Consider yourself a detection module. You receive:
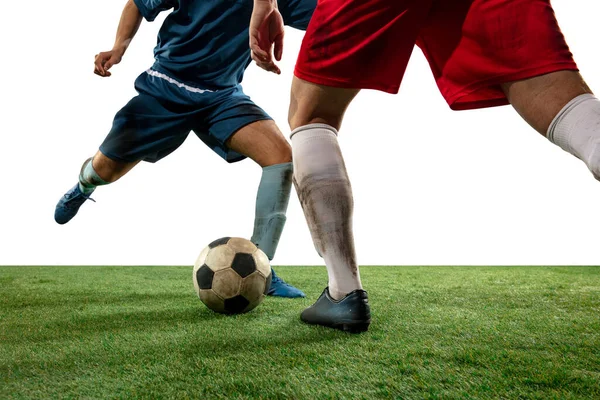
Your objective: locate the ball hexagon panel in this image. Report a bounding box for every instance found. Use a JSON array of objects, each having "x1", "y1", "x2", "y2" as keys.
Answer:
[
  {"x1": 224, "y1": 295, "x2": 250, "y2": 314},
  {"x1": 194, "y1": 245, "x2": 210, "y2": 269},
  {"x1": 205, "y1": 245, "x2": 236, "y2": 272},
  {"x1": 208, "y1": 237, "x2": 231, "y2": 248},
  {"x1": 252, "y1": 248, "x2": 271, "y2": 278},
  {"x1": 230, "y1": 253, "x2": 256, "y2": 278},
  {"x1": 241, "y1": 271, "x2": 267, "y2": 305},
  {"x1": 227, "y1": 237, "x2": 257, "y2": 254},
  {"x1": 199, "y1": 289, "x2": 225, "y2": 313},
  {"x1": 195, "y1": 264, "x2": 214, "y2": 290},
  {"x1": 212, "y1": 269, "x2": 242, "y2": 299}
]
